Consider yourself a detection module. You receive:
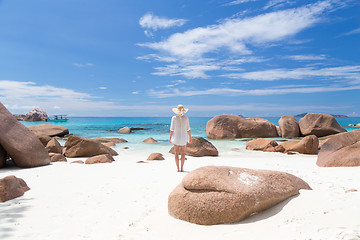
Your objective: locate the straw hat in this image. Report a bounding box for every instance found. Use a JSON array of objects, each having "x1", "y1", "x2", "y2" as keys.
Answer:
[{"x1": 172, "y1": 104, "x2": 188, "y2": 116}]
